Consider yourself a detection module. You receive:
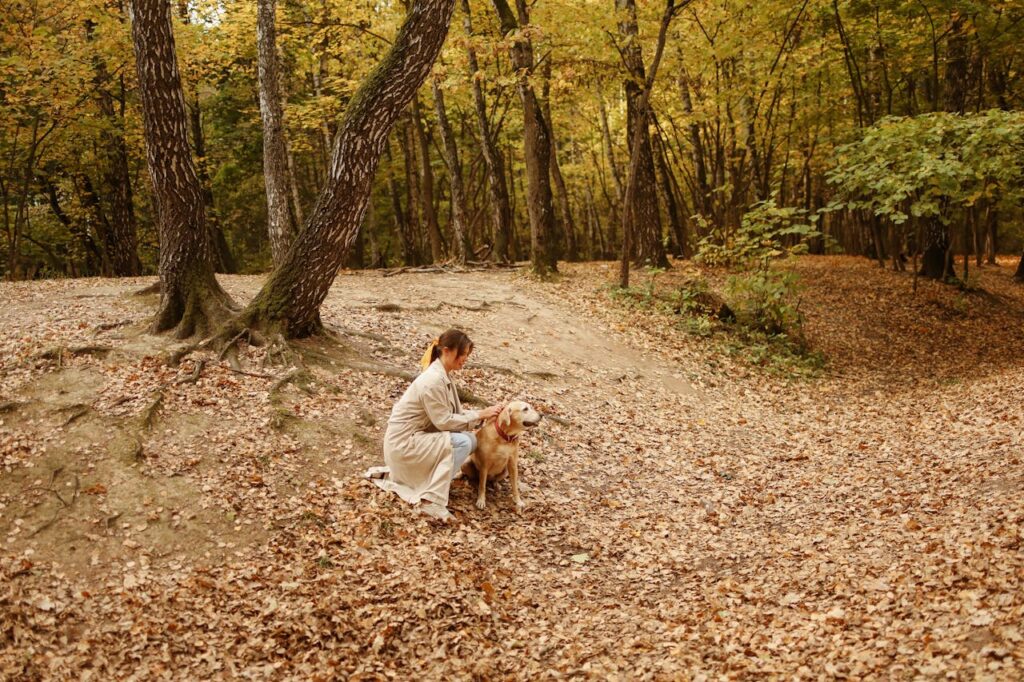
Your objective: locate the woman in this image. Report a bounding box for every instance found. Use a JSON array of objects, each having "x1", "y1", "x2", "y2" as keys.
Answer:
[{"x1": 372, "y1": 329, "x2": 502, "y2": 521}]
